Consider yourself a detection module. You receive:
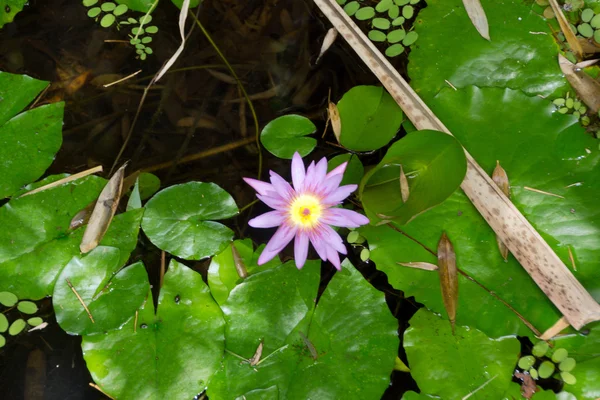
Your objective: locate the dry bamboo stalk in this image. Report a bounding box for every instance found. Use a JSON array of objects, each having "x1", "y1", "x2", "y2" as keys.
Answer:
[{"x1": 313, "y1": 0, "x2": 600, "y2": 329}]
